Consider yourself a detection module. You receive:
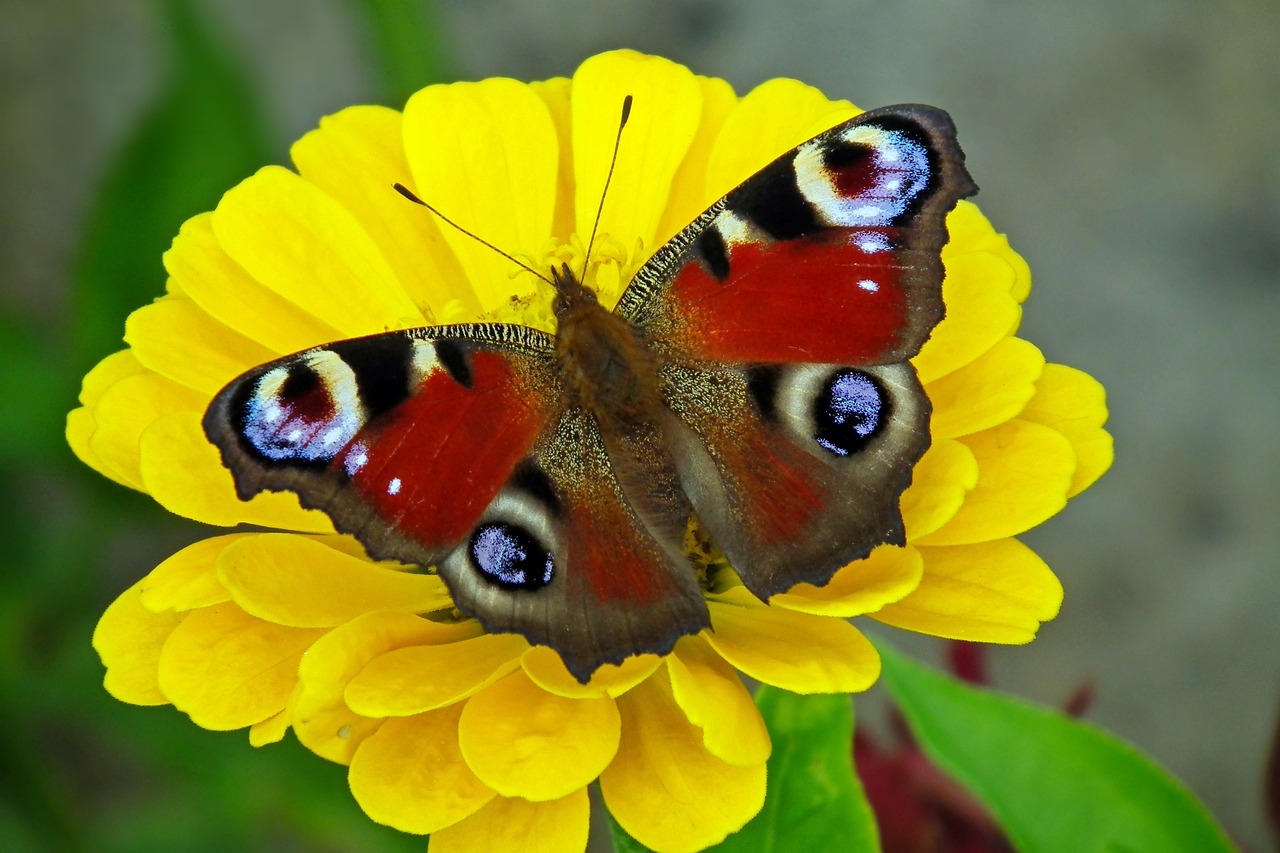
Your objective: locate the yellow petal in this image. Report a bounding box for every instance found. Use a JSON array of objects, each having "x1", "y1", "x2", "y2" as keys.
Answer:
[
  {"x1": 600, "y1": 674, "x2": 765, "y2": 853},
  {"x1": 529, "y1": 77, "x2": 574, "y2": 242},
  {"x1": 92, "y1": 578, "x2": 184, "y2": 706},
  {"x1": 291, "y1": 105, "x2": 472, "y2": 321},
  {"x1": 294, "y1": 610, "x2": 463, "y2": 764},
  {"x1": 86, "y1": 371, "x2": 205, "y2": 490},
  {"x1": 67, "y1": 406, "x2": 133, "y2": 488},
  {"x1": 520, "y1": 645, "x2": 662, "y2": 699},
  {"x1": 69, "y1": 352, "x2": 152, "y2": 488},
  {"x1": 704, "y1": 77, "x2": 847, "y2": 200},
  {"x1": 125, "y1": 296, "x2": 276, "y2": 395},
  {"x1": 771, "y1": 544, "x2": 923, "y2": 618},
  {"x1": 871, "y1": 539, "x2": 1063, "y2": 643},
  {"x1": 76, "y1": 349, "x2": 148, "y2": 407},
  {"x1": 164, "y1": 212, "x2": 344, "y2": 354},
  {"x1": 667, "y1": 635, "x2": 770, "y2": 767},
  {"x1": 913, "y1": 251, "x2": 1022, "y2": 384},
  {"x1": 157, "y1": 603, "x2": 325, "y2": 730},
  {"x1": 249, "y1": 682, "x2": 300, "y2": 746},
  {"x1": 457, "y1": 669, "x2": 620, "y2": 801},
  {"x1": 1019, "y1": 363, "x2": 1113, "y2": 497},
  {"x1": 138, "y1": 411, "x2": 334, "y2": 531},
  {"x1": 652, "y1": 74, "x2": 738, "y2": 245},
  {"x1": 345, "y1": 632, "x2": 526, "y2": 717},
  {"x1": 900, "y1": 438, "x2": 978, "y2": 540},
  {"x1": 573, "y1": 51, "x2": 702, "y2": 265},
  {"x1": 348, "y1": 705, "x2": 495, "y2": 835},
  {"x1": 138, "y1": 535, "x2": 241, "y2": 612},
  {"x1": 217, "y1": 533, "x2": 450, "y2": 627},
  {"x1": 918, "y1": 419, "x2": 1076, "y2": 546},
  {"x1": 927, "y1": 337, "x2": 1045, "y2": 439},
  {"x1": 212, "y1": 166, "x2": 426, "y2": 336},
  {"x1": 429, "y1": 788, "x2": 590, "y2": 853},
  {"x1": 944, "y1": 204, "x2": 1033, "y2": 304},
  {"x1": 403, "y1": 78, "x2": 557, "y2": 315},
  {"x1": 703, "y1": 586, "x2": 880, "y2": 693}
]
